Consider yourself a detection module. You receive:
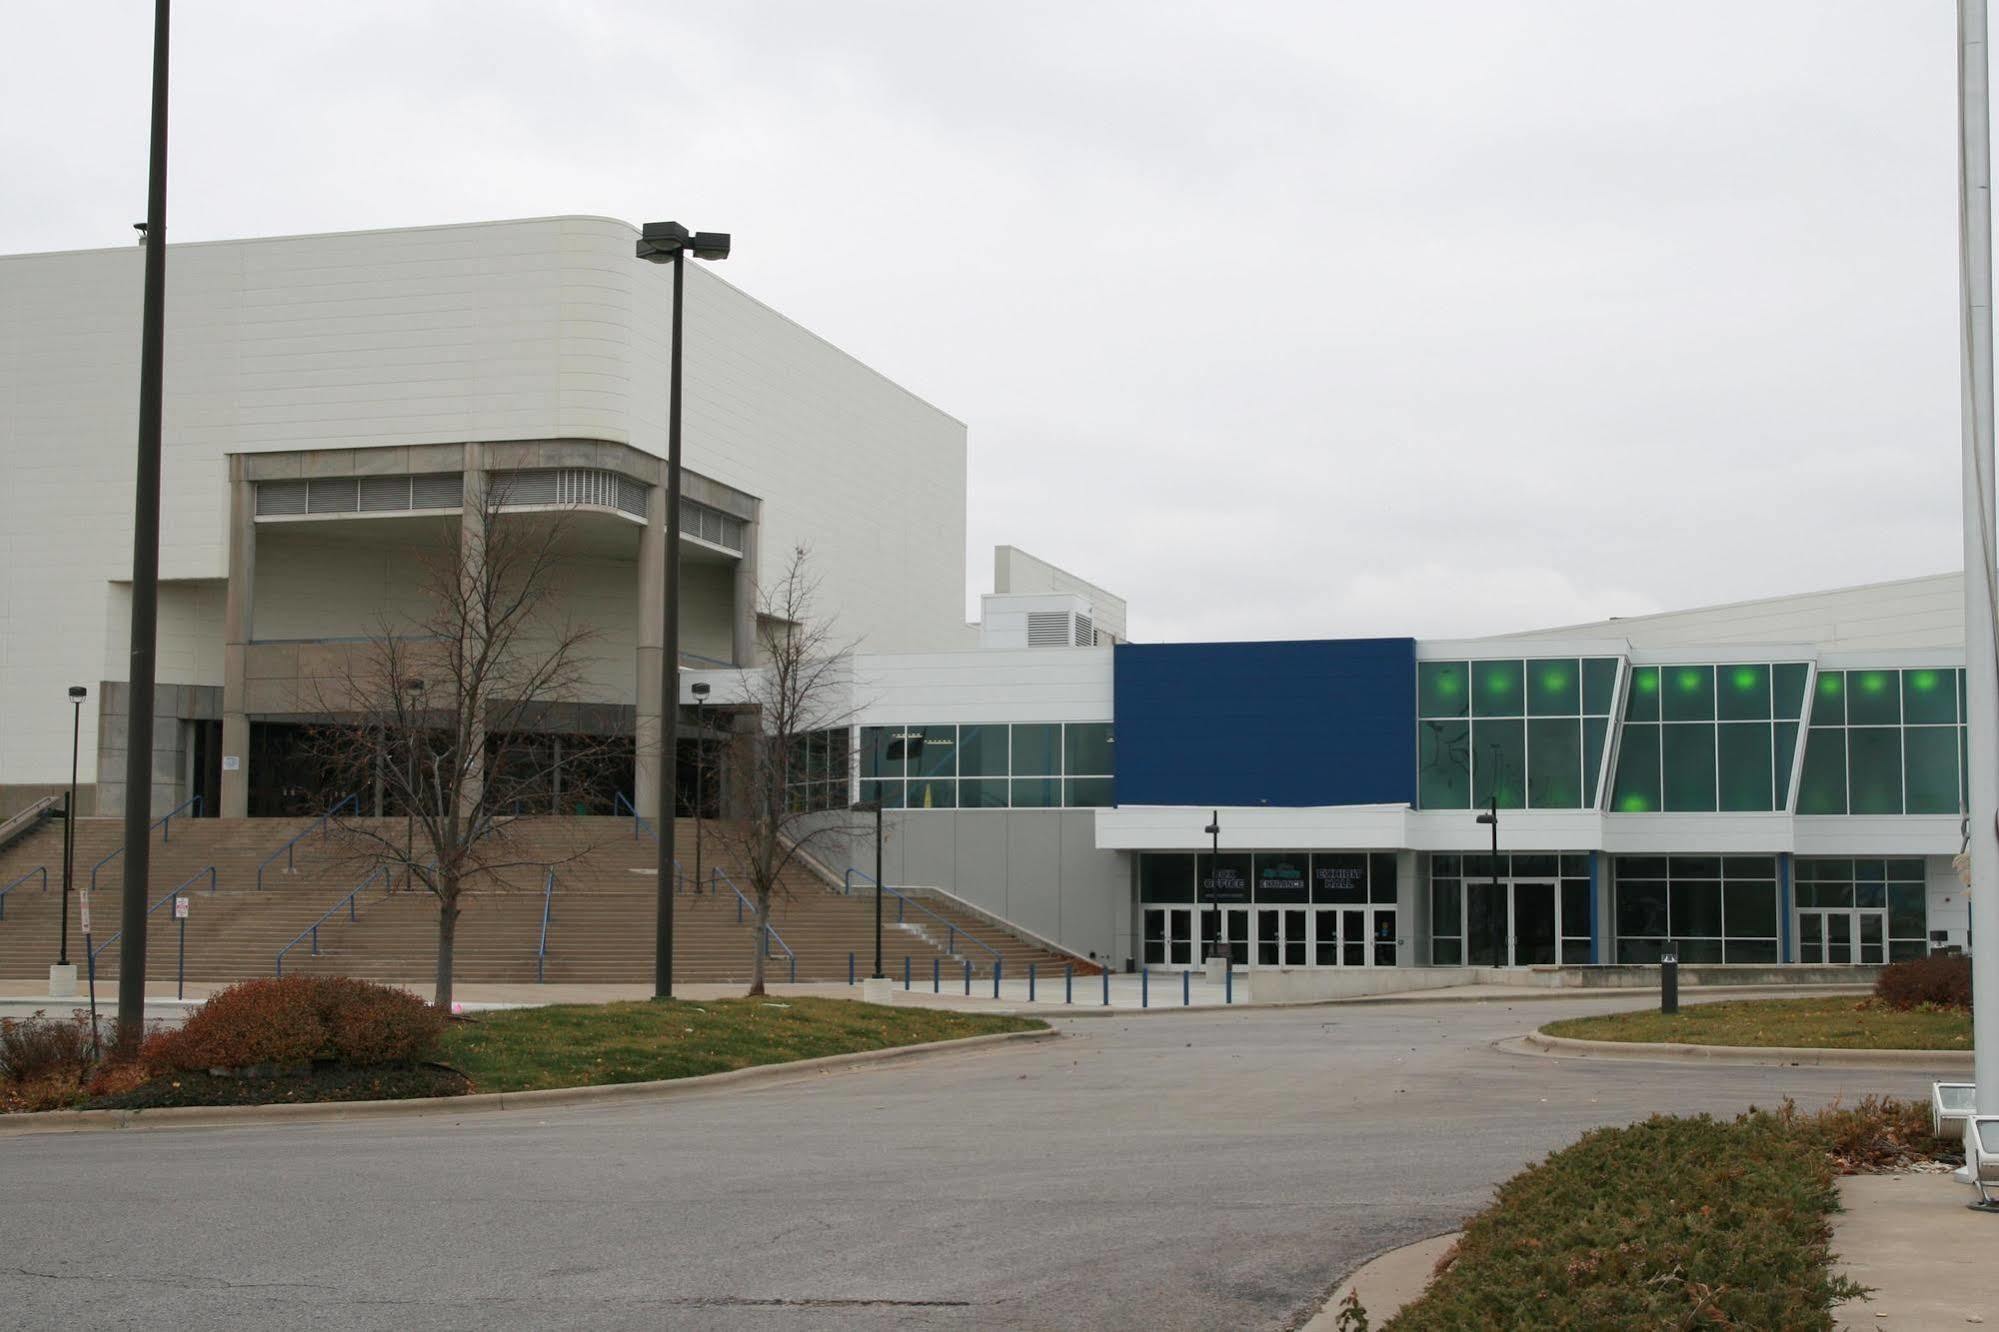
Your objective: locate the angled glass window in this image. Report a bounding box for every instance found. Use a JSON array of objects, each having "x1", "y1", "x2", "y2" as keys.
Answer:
[
  {"x1": 1661, "y1": 665, "x2": 1715, "y2": 722},
  {"x1": 1905, "y1": 727, "x2": 1960, "y2": 815},
  {"x1": 1471, "y1": 718, "x2": 1526, "y2": 809},
  {"x1": 1582, "y1": 658, "x2": 1620, "y2": 716},
  {"x1": 1661, "y1": 724, "x2": 1717, "y2": 811},
  {"x1": 1527, "y1": 718, "x2": 1581, "y2": 809},
  {"x1": 1717, "y1": 723, "x2": 1774, "y2": 812},
  {"x1": 1848, "y1": 727, "x2": 1903, "y2": 814},
  {"x1": 1847, "y1": 670, "x2": 1900, "y2": 726},
  {"x1": 1716, "y1": 664, "x2": 1770, "y2": 721},
  {"x1": 1797, "y1": 729, "x2": 1847, "y2": 815},
  {"x1": 1774, "y1": 721, "x2": 1801, "y2": 806},
  {"x1": 1902, "y1": 668, "x2": 1956, "y2": 725},
  {"x1": 1626, "y1": 666, "x2": 1660, "y2": 722},
  {"x1": 1772, "y1": 663, "x2": 1809, "y2": 721},
  {"x1": 1811, "y1": 671, "x2": 1845, "y2": 726},
  {"x1": 1612, "y1": 723, "x2": 1661, "y2": 813},
  {"x1": 1583, "y1": 716, "x2": 1610, "y2": 807}
]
